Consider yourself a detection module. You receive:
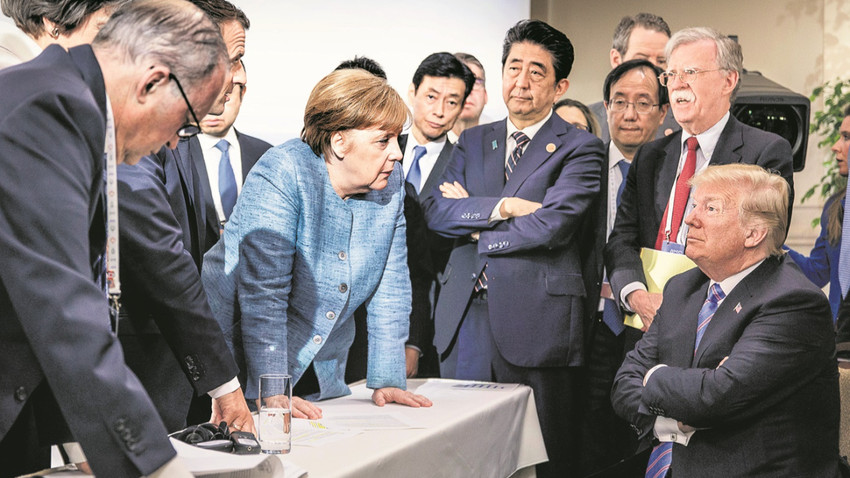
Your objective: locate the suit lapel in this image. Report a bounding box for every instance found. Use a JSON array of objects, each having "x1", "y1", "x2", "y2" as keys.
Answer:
[
  {"x1": 501, "y1": 116, "x2": 567, "y2": 197},
  {"x1": 420, "y1": 141, "x2": 453, "y2": 202},
  {"x1": 483, "y1": 121, "x2": 507, "y2": 195},
  {"x1": 710, "y1": 116, "x2": 743, "y2": 166},
  {"x1": 190, "y1": 138, "x2": 220, "y2": 241},
  {"x1": 669, "y1": 277, "x2": 709, "y2": 366},
  {"x1": 236, "y1": 130, "x2": 251, "y2": 181}
]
